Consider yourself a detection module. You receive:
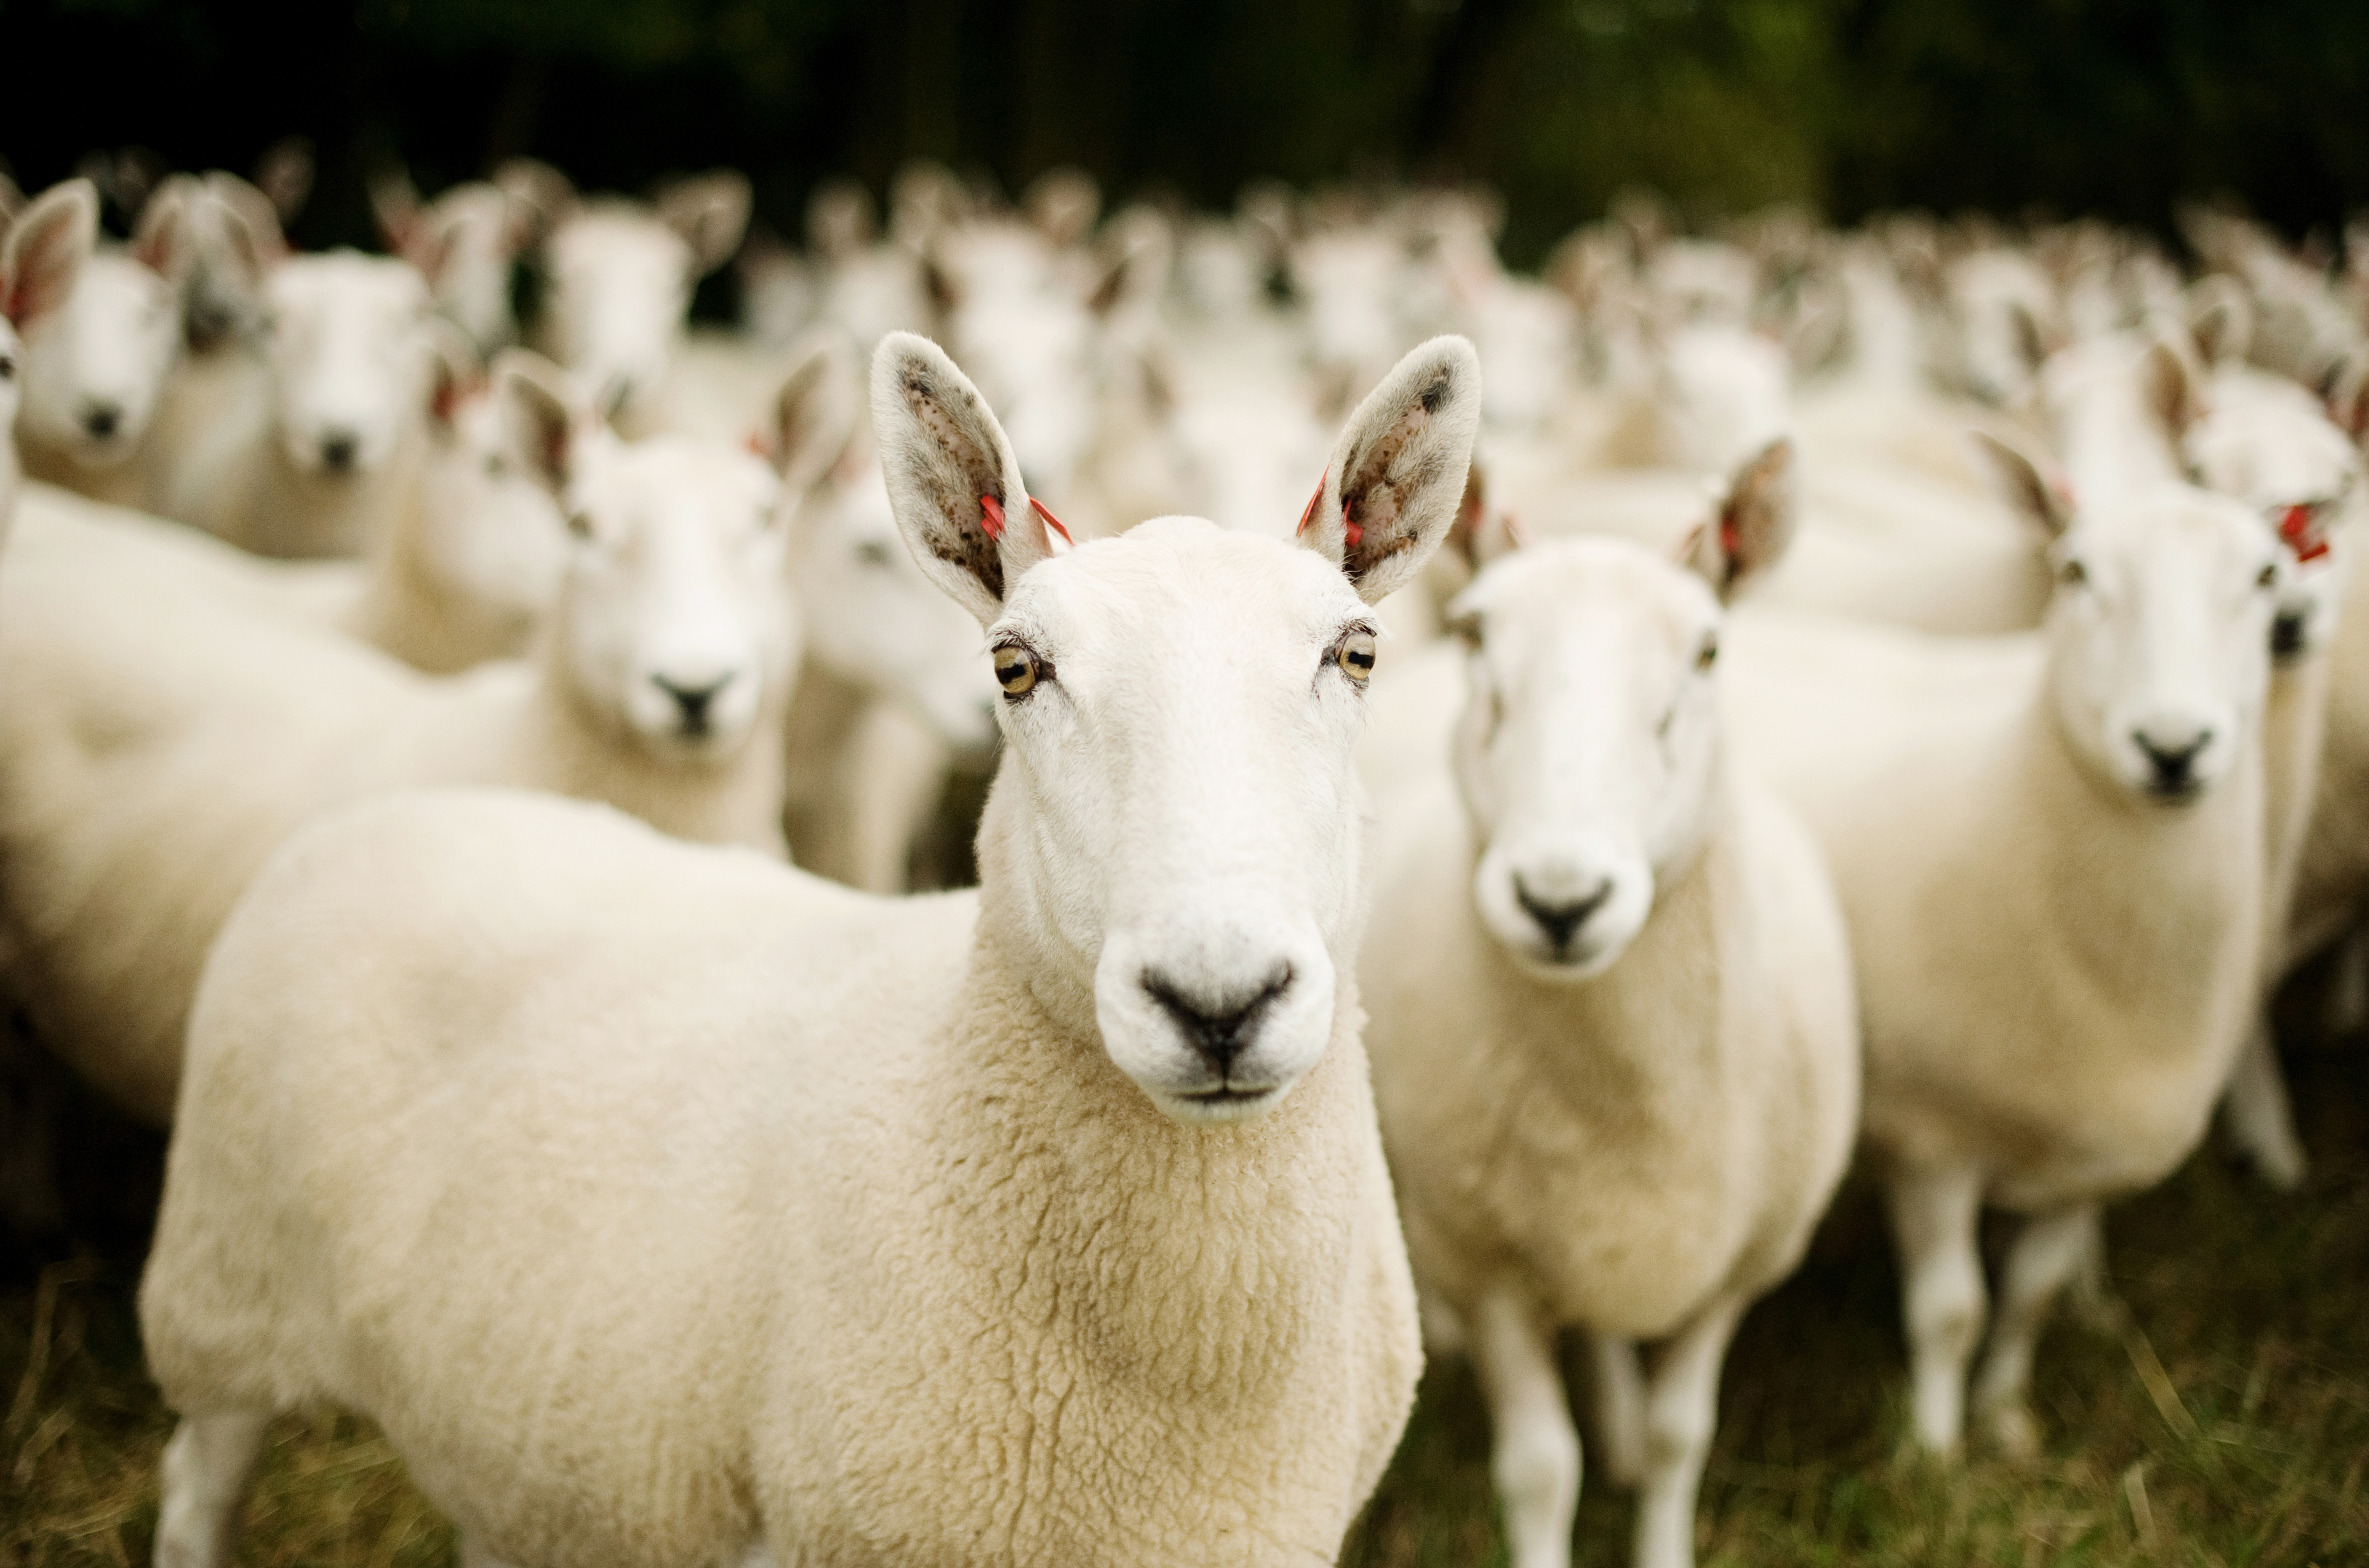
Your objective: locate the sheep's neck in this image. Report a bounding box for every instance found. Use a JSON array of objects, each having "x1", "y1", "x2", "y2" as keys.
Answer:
[
  {"x1": 778, "y1": 656, "x2": 871, "y2": 809},
  {"x1": 2260, "y1": 649, "x2": 2333, "y2": 975}
]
